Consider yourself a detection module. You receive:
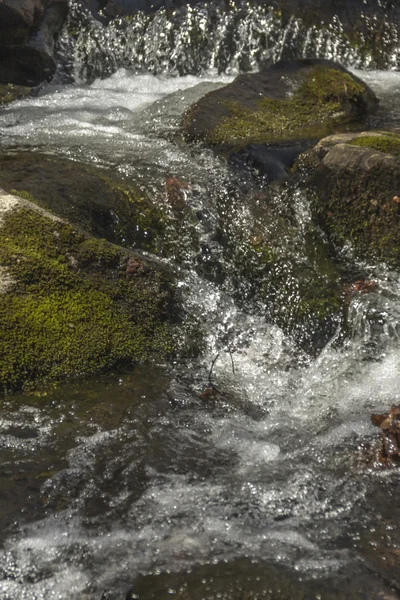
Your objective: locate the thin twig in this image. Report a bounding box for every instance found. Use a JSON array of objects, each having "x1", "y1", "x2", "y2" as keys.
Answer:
[
  {"x1": 228, "y1": 348, "x2": 235, "y2": 375},
  {"x1": 208, "y1": 352, "x2": 220, "y2": 387}
]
